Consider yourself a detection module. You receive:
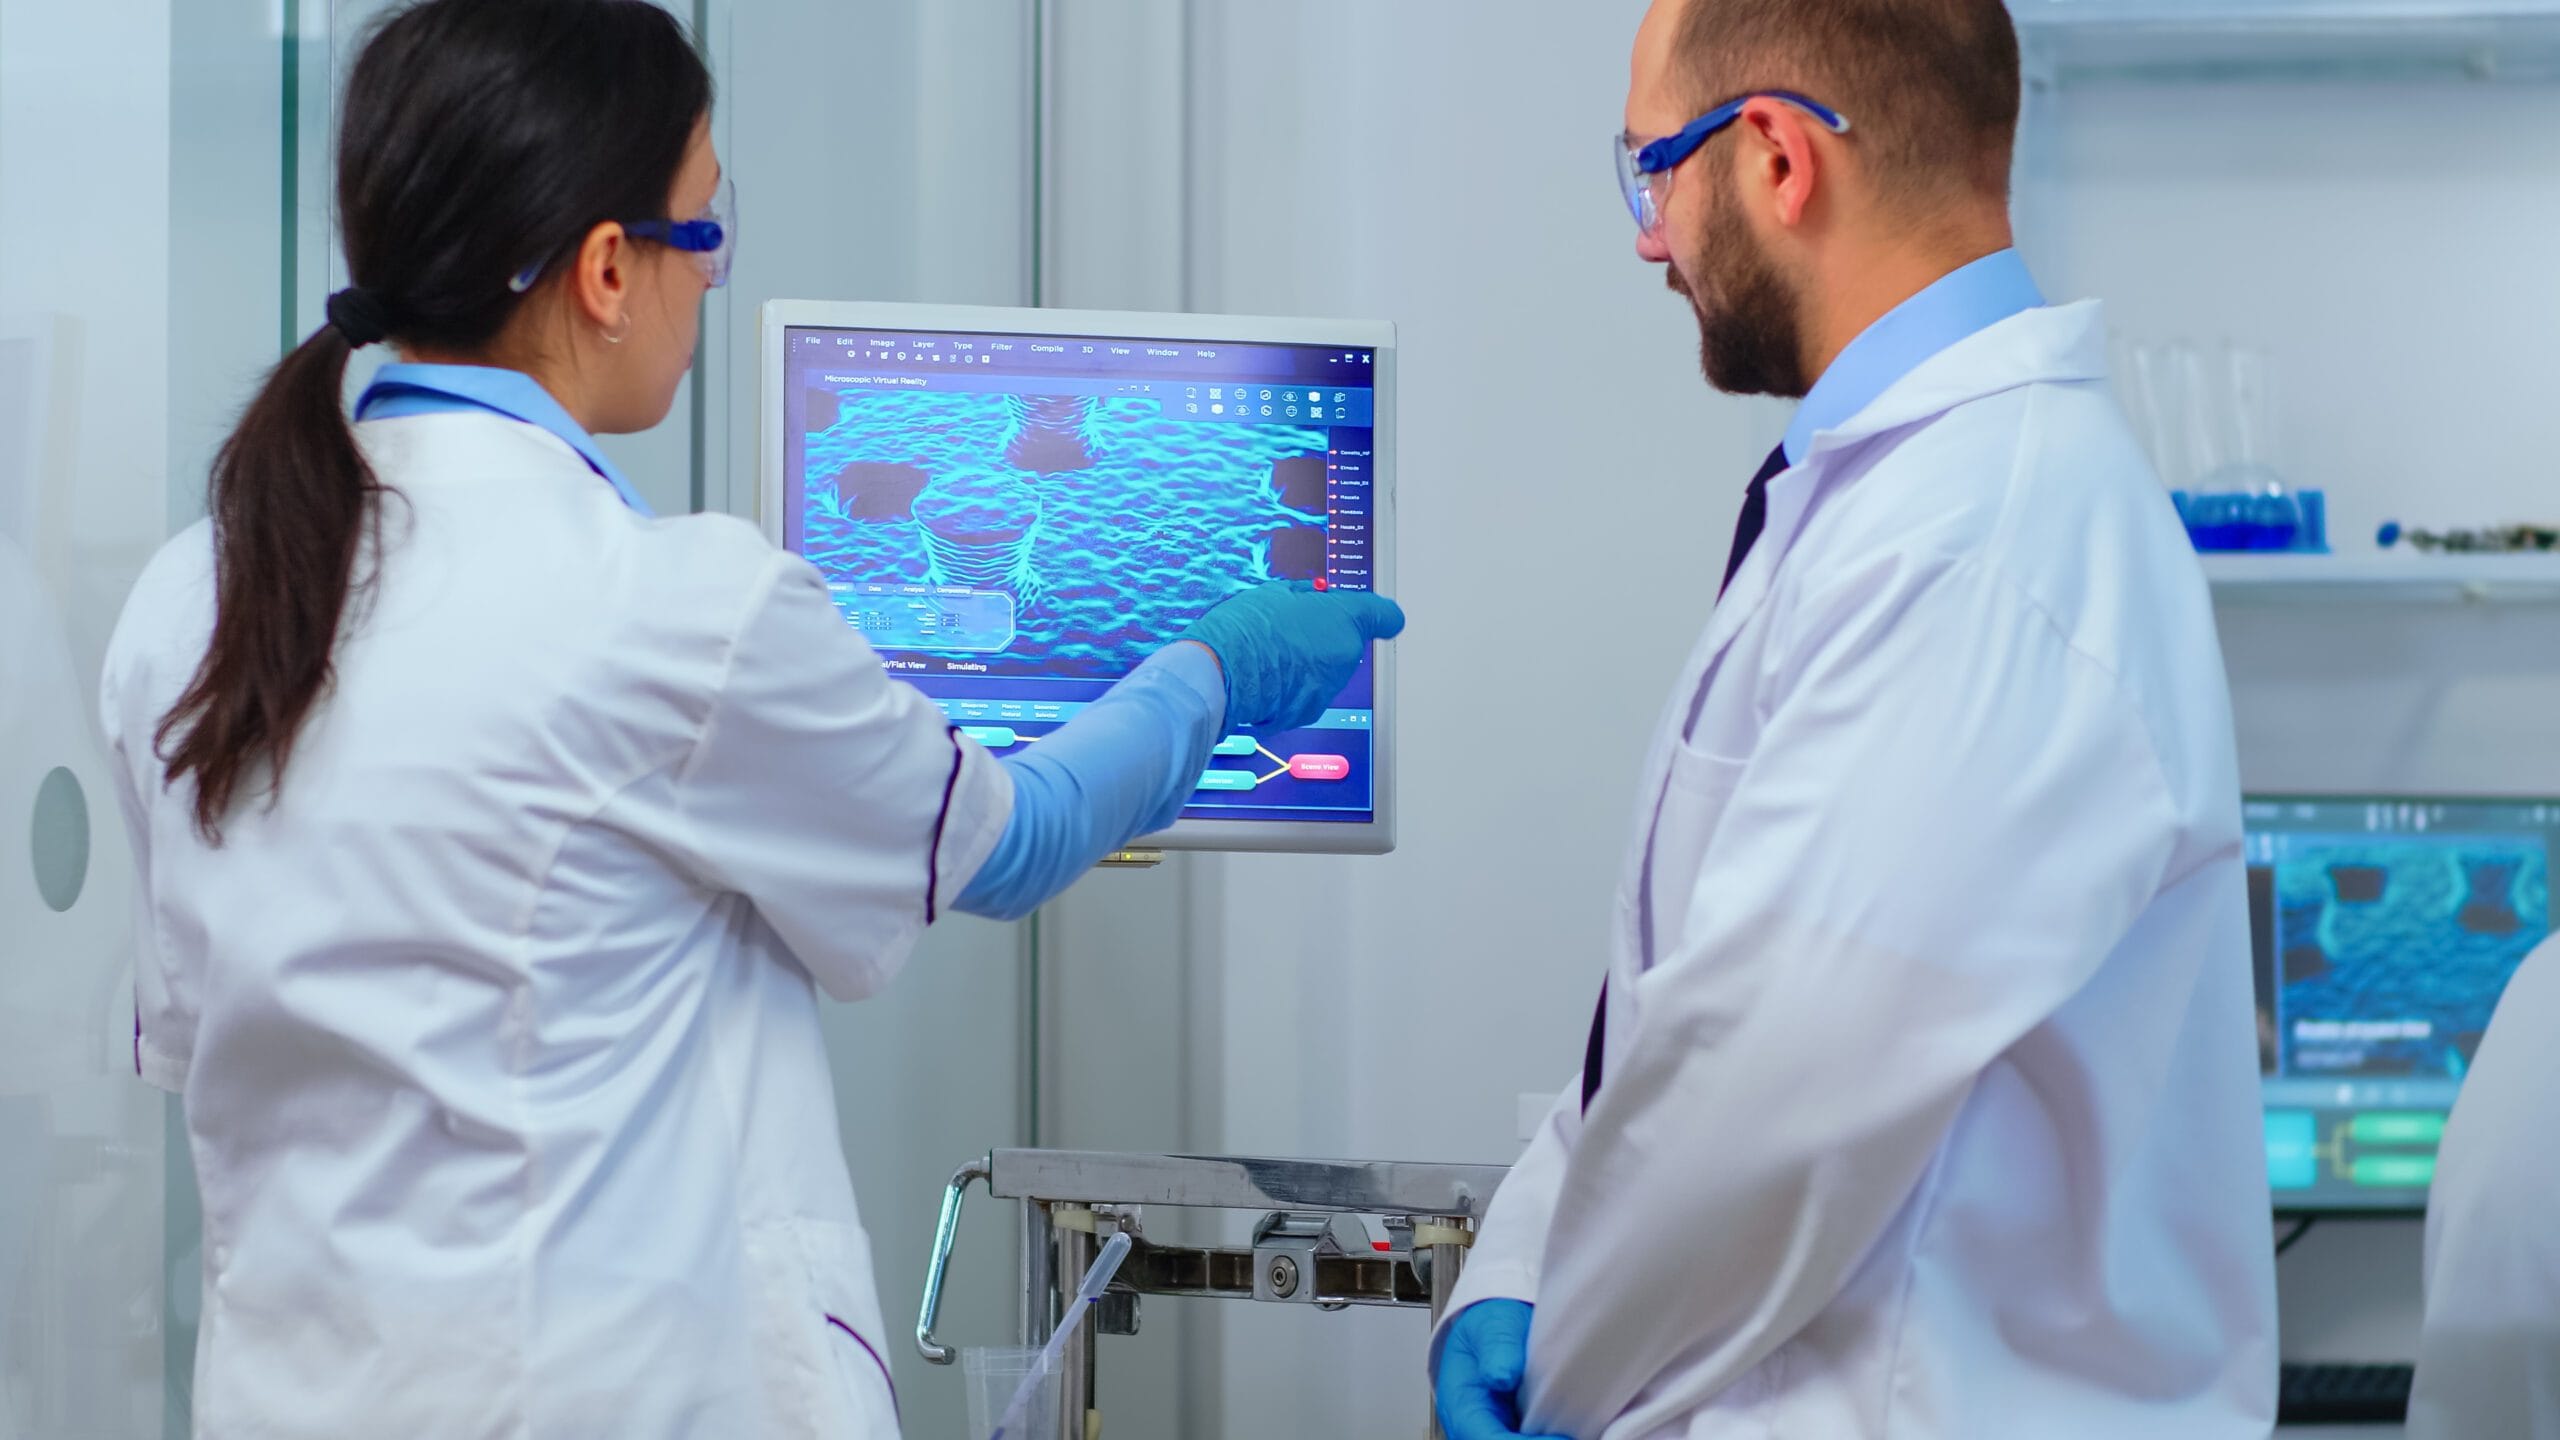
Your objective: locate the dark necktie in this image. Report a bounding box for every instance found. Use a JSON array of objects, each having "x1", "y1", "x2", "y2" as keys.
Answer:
[
  {"x1": 1720, "y1": 442, "x2": 1789, "y2": 597},
  {"x1": 1584, "y1": 443, "x2": 1791, "y2": 1113}
]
